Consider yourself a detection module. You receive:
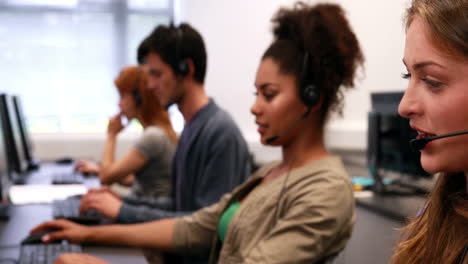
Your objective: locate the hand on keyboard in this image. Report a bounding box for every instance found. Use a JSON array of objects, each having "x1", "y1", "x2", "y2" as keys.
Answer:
[
  {"x1": 54, "y1": 253, "x2": 110, "y2": 264},
  {"x1": 30, "y1": 219, "x2": 90, "y2": 244},
  {"x1": 80, "y1": 190, "x2": 122, "y2": 220},
  {"x1": 75, "y1": 160, "x2": 100, "y2": 175},
  {"x1": 22, "y1": 230, "x2": 60, "y2": 244}
]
